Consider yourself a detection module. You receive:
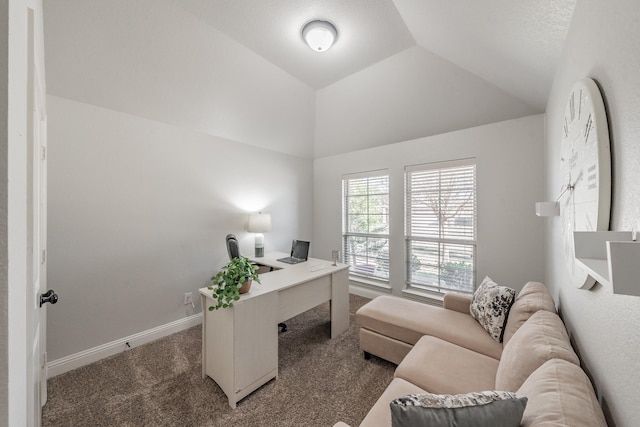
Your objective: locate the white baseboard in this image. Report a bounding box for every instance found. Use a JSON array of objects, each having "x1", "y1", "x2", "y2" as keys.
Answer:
[
  {"x1": 349, "y1": 283, "x2": 445, "y2": 307},
  {"x1": 348, "y1": 283, "x2": 390, "y2": 300},
  {"x1": 47, "y1": 313, "x2": 202, "y2": 378}
]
